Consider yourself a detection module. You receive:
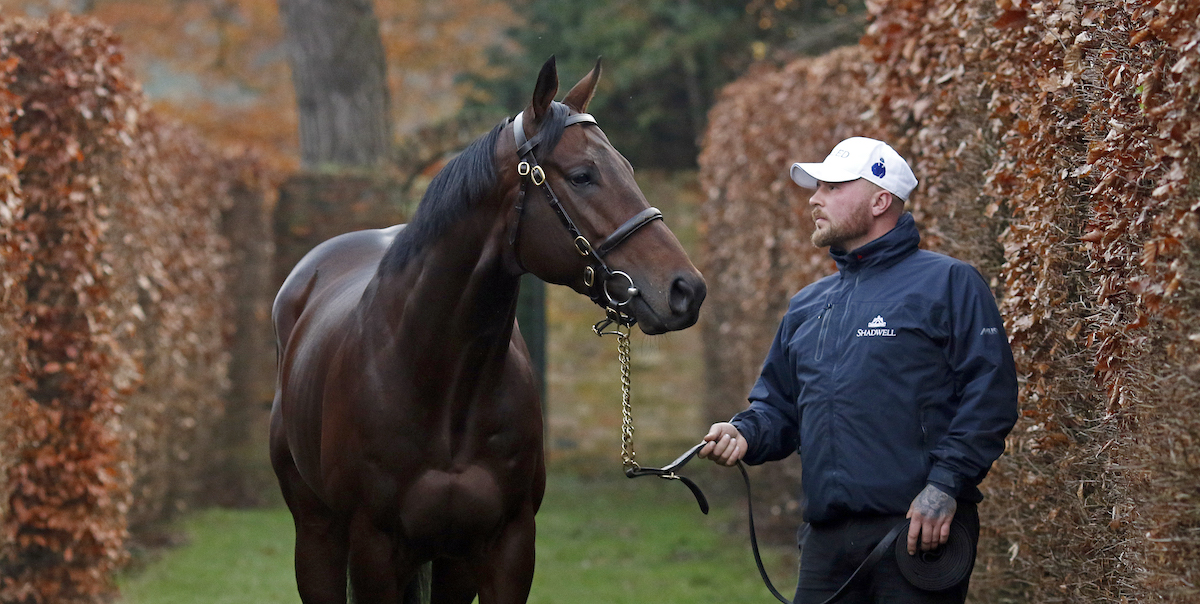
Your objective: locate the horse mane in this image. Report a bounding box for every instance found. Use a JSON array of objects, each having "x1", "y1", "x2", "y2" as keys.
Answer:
[{"x1": 380, "y1": 102, "x2": 573, "y2": 271}]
